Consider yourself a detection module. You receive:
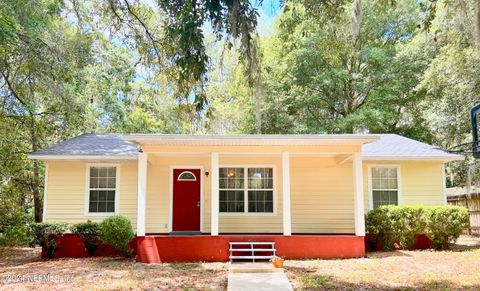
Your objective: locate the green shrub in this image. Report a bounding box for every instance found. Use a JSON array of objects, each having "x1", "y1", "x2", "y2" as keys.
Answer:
[
  {"x1": 426, "y1": 206, "x2": 470, "y2": 249},
  {"x1": 0, "y1": 209, "x2": 33, "y2": 247},
  {"x1": 366, "y1": 205, "x2": 469, "y2": 251},
  {"x1": 30, "y1": 222, "x2": 67, "y2": 258},
  {"x1": 0, "y1": 225, "x2": 30, "y2": 246},
  {"x1": 70, "y1": 220, "x2": 101, "y2": 256},
  {"x1": 365, "y1": 206, "x2": 397, "y2": 250},
  {"x1": 99, "y1": 216, "x2": 134, "y2": 257},
  {"x1": 395, "y1": 206, "x2": 428, "y2": 249}
]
